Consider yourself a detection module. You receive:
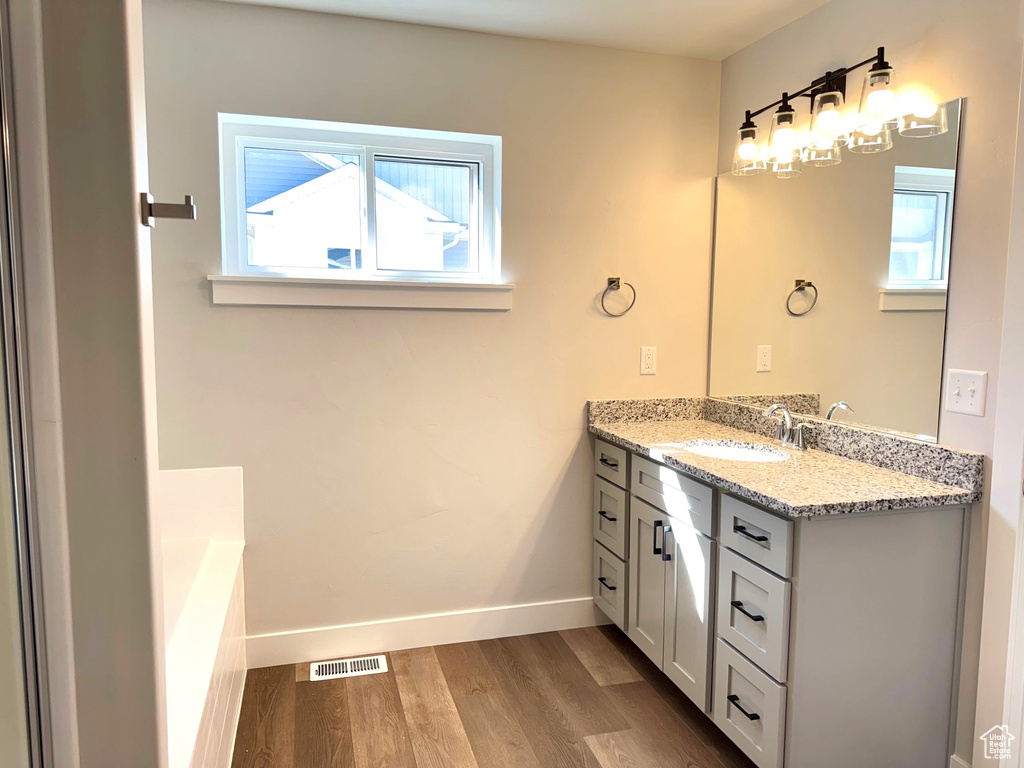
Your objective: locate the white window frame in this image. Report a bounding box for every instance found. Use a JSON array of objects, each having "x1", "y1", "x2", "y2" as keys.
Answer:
[
  {"x1": 216, "y1": 114, "x2": 505, "y2": 298},
  {"x1": 886, "y1": 165, "x2": 956, "y2": 291}
]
